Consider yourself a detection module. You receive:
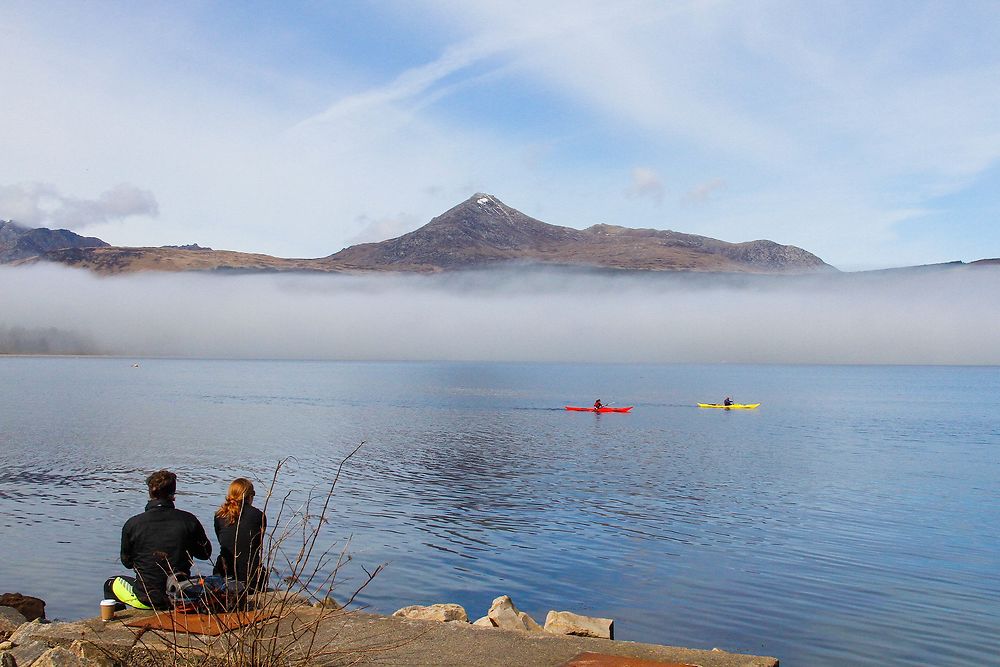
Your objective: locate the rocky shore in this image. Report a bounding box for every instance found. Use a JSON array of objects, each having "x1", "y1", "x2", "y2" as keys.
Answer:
[{"x1": 0, "y1": 592, "x2": 778, "y2": 666}]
